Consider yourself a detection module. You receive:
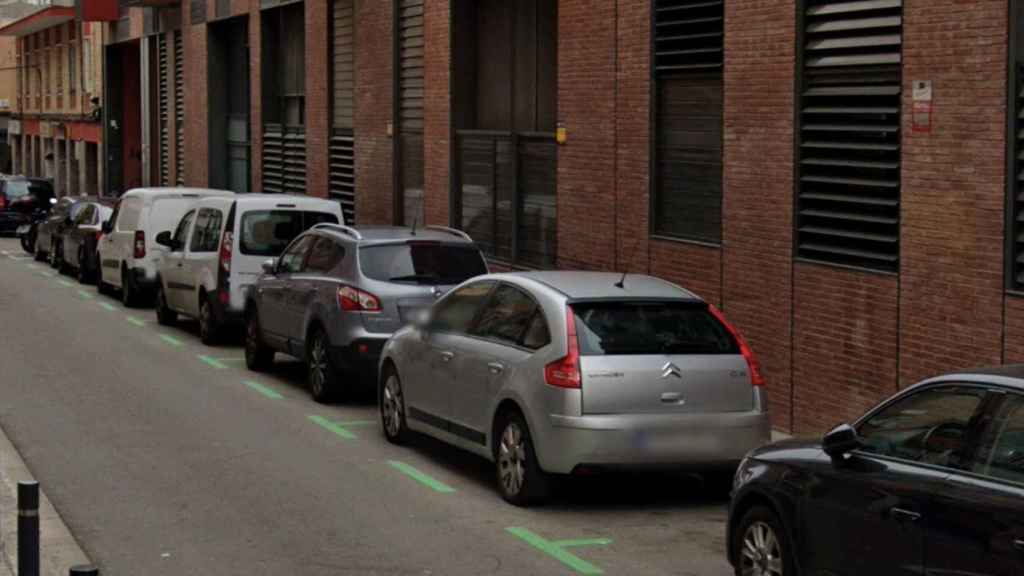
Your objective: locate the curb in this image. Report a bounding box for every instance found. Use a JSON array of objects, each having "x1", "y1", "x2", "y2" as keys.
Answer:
[{"x1": 0, "y1": 421, "x2": 92, "y2": 576}]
